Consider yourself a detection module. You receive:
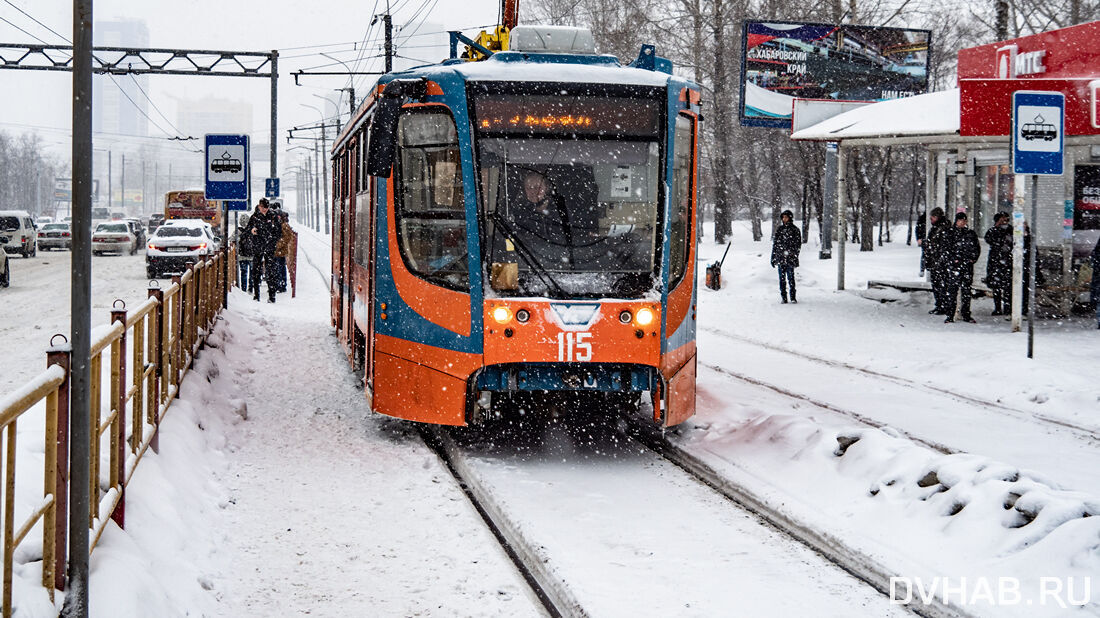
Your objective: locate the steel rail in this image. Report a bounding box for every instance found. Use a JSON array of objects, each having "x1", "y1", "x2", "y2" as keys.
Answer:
[
  {"x1": 623, "y1": 419, "x2": 974, "y2": 618},
  {"x1": 699, "y1": 326, "x2": 1099, "y2": 440},
  {"x1": 420, "y1": 426, "x2": 585, "y2": 618}
]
